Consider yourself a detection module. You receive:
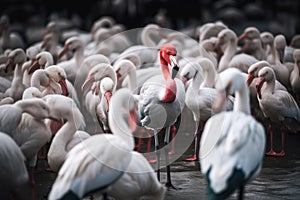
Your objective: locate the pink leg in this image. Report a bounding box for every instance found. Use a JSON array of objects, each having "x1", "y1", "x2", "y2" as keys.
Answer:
[
  {"x1": 277, "y1": 123, "x2": 285, "y2": 156},
  {"x1": 168, "y1": 125, "x2": 176, "y2": 155},
  {"x1": 185, "y1": 121, "x2": 200, "y2": 161},
  {"x1": 146, "y1": 133, "x2": 157, "y2": 163},
  {"x1": 266, "y1": 121, "x2": 277, "y2": 156},
  {"x1": 29, "y1": 167, "x2": 35, "y2": 187}
]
